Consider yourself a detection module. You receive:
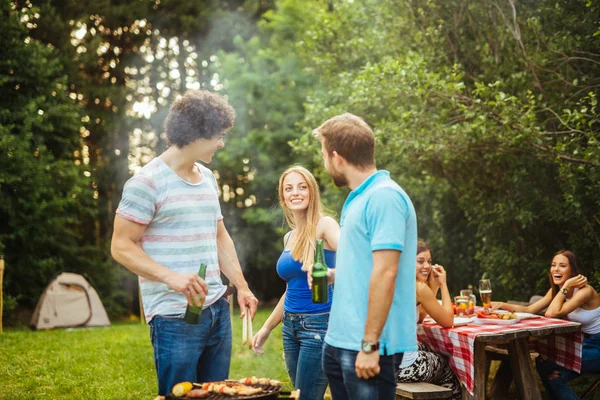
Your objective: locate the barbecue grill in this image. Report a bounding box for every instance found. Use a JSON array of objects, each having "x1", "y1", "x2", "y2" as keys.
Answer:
[{"x1": 167, "y1": 382, "x2": 297, "y2": 400}]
